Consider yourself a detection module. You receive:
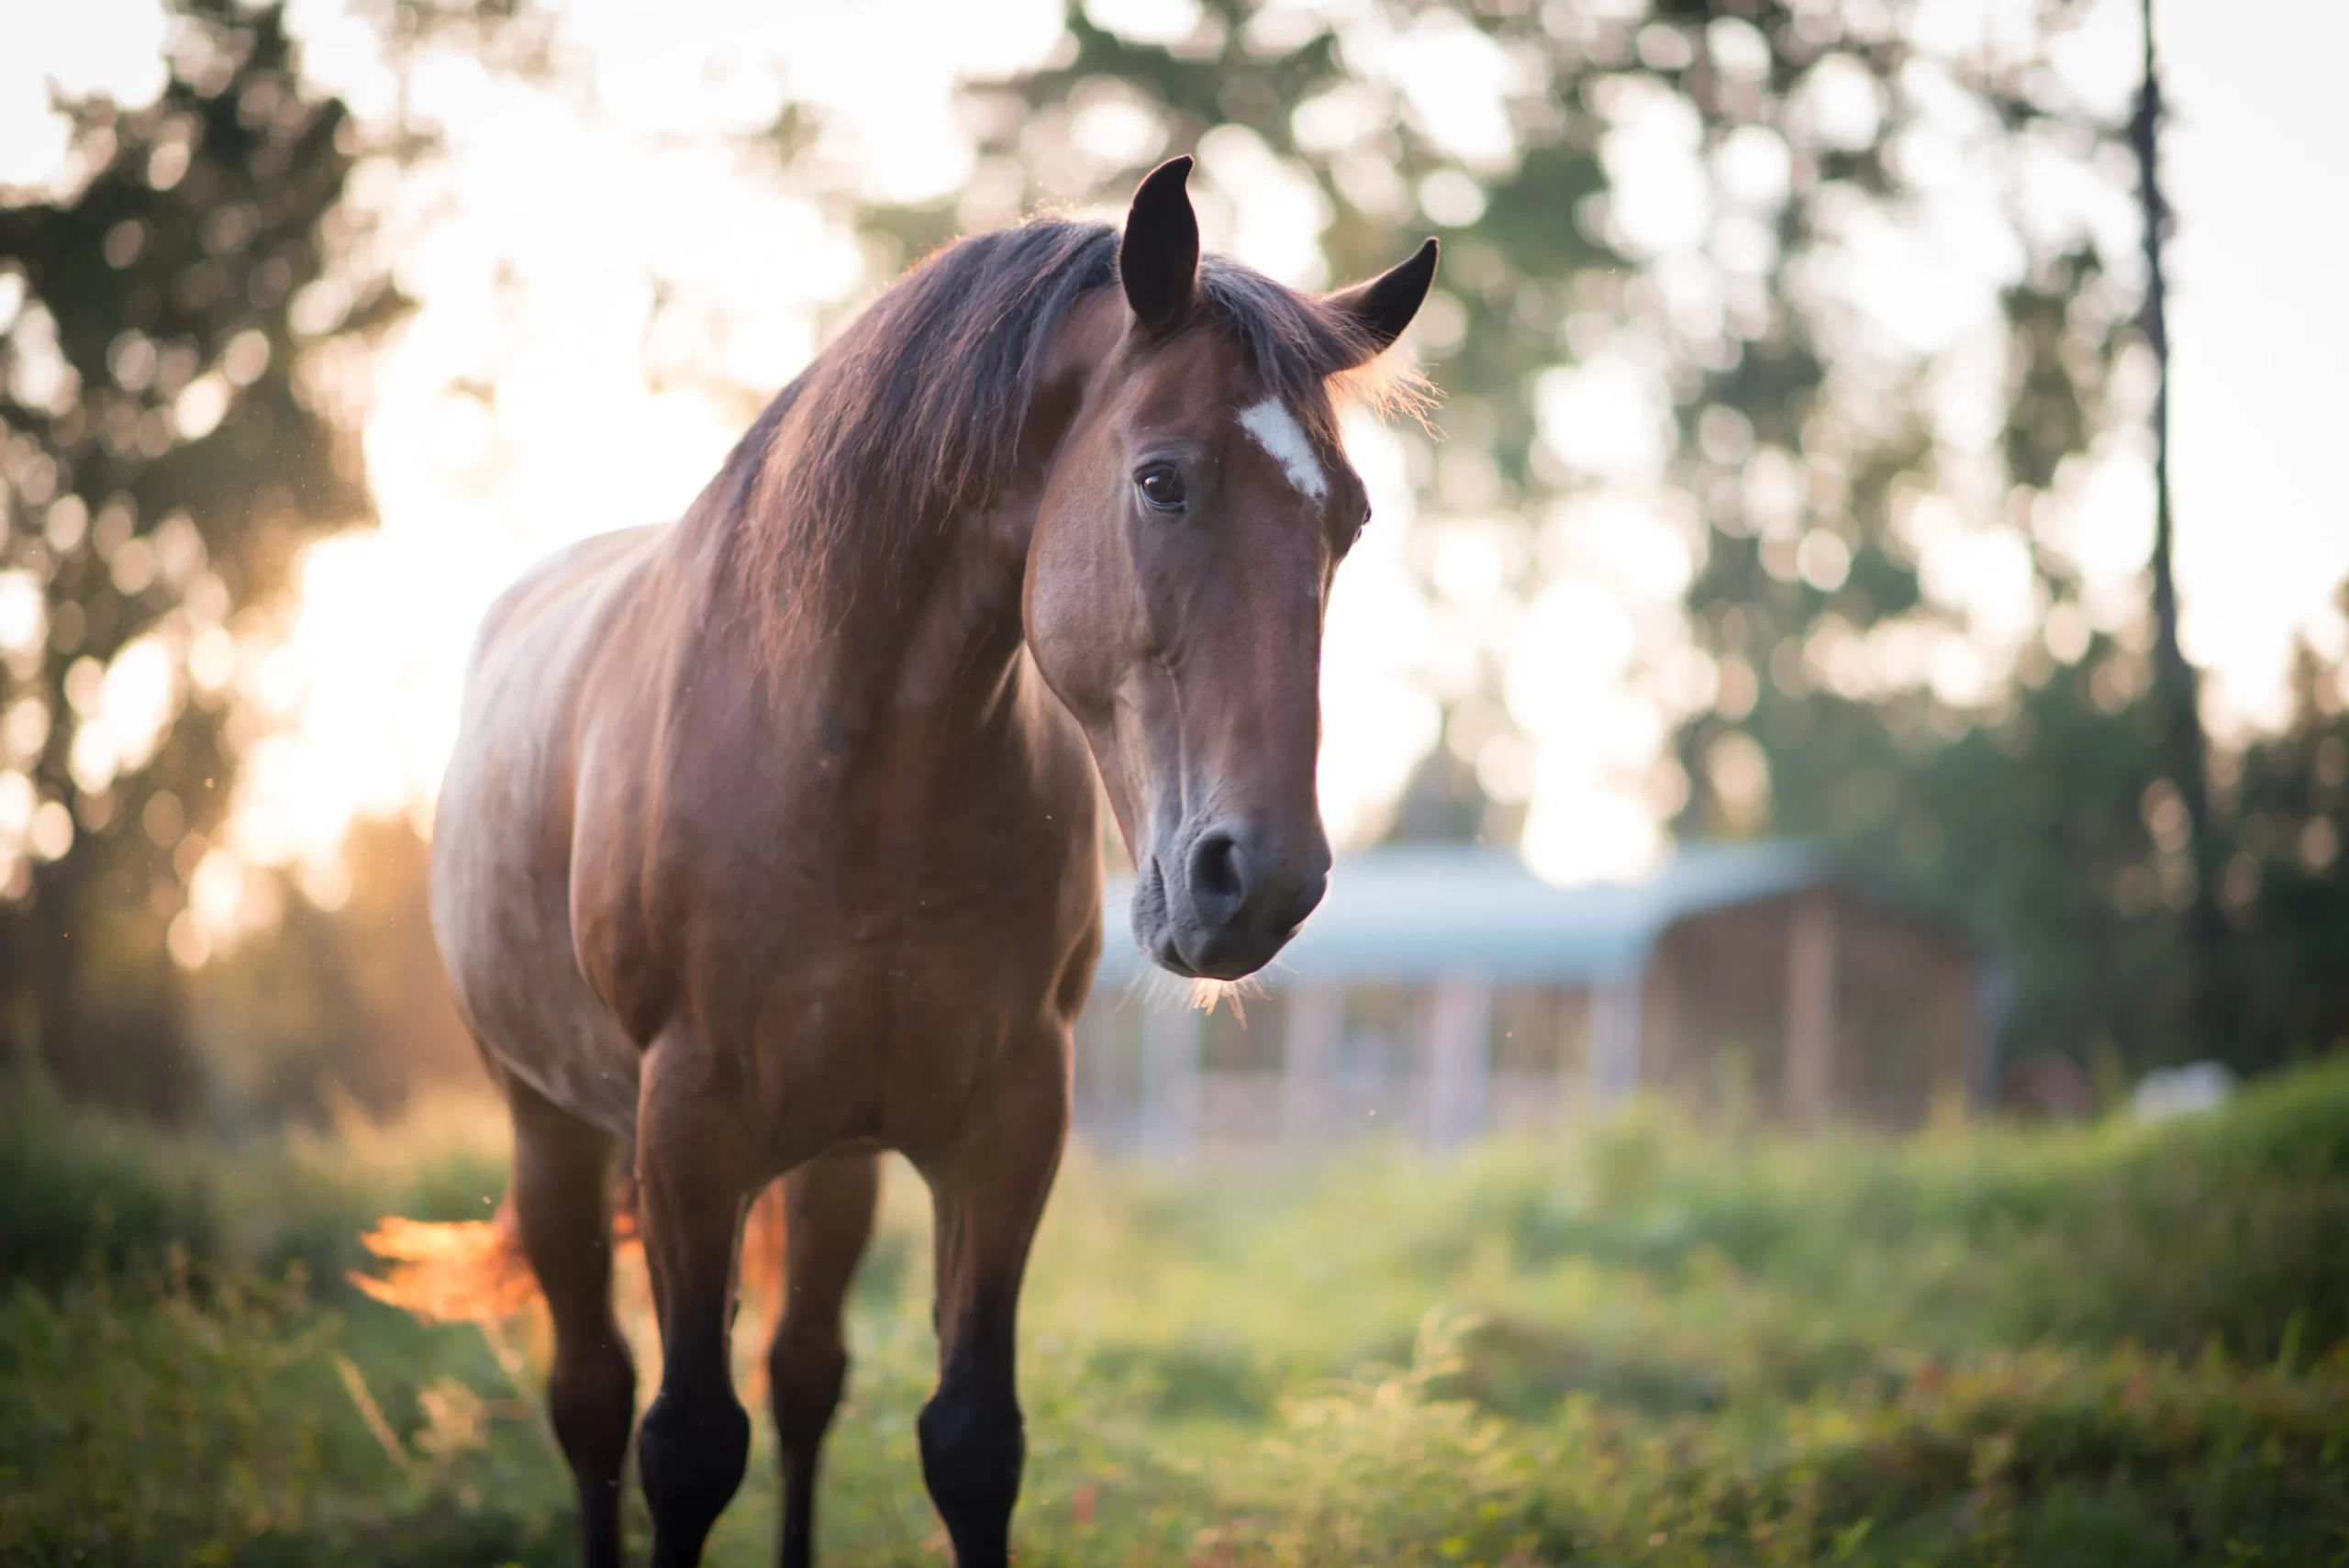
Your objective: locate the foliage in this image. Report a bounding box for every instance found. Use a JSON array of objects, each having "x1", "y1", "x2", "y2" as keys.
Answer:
[
  {"x1": 188, "y1": 817, "x2": 482, "y2": 1123},
  {"x1": 950, "y1": 0, "x2": 2349, "y2": 1079},
  {"x1": 9, "y1": 0, "x2": 2337, "y2": 1134},
  {"x1": 0, "y1": 1265, "x2": 576, "y2": 1567},
  {"x1": 2219, "y1": 630, "x2": 2349, "y2": 1066},
  {"x1": 0, "y1": 0, "x2": 403, "y2": 1115},
  {"x1": 5, "y1": 1061, "x2": 2348, "y2": 1563}
]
